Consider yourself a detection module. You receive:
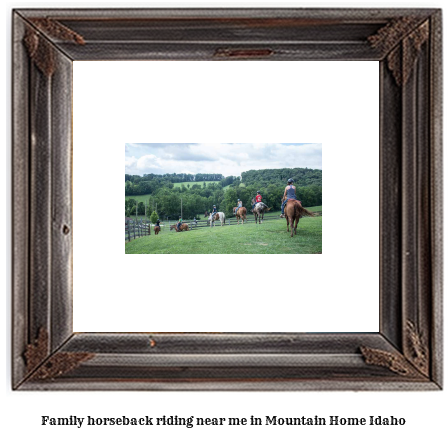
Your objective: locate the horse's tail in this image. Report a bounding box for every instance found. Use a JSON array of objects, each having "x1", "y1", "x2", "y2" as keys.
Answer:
[{"x1": 299, "y1": 205, "x2": 316, "y2": 217}]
